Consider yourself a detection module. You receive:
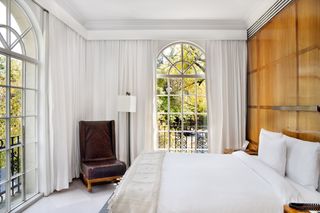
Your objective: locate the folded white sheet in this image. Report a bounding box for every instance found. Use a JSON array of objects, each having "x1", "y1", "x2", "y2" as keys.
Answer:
[{"x1": 157, "y1": 151, "x2": 310, "y2": 213}]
